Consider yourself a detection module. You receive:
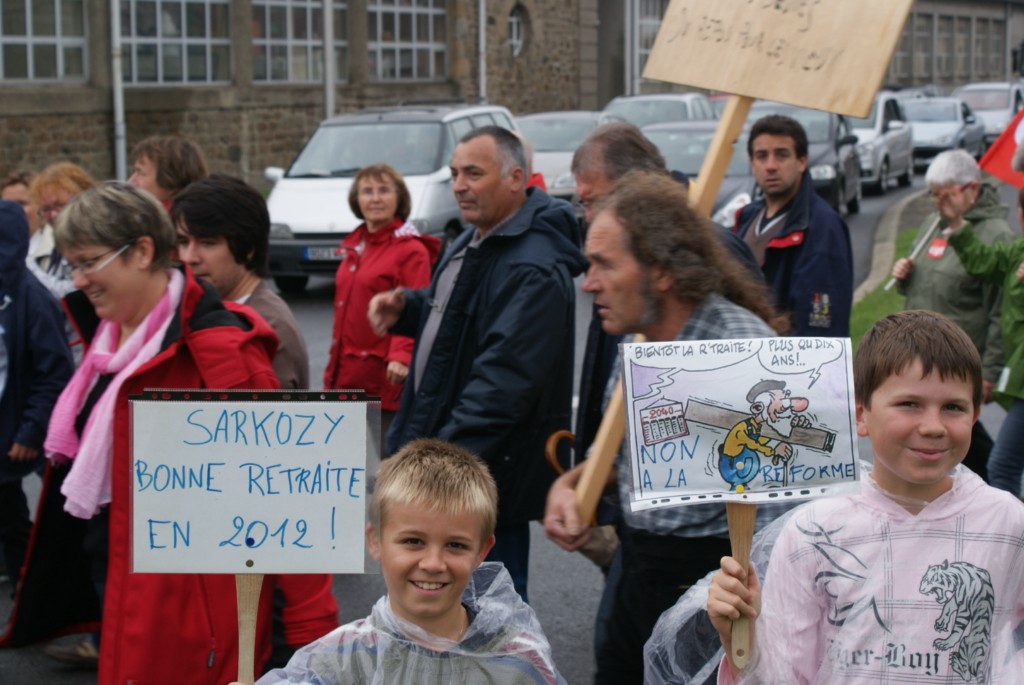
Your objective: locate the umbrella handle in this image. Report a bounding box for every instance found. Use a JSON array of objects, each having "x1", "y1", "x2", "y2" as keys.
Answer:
[{"x1": 545, "y1": 430, "x2": 575, "y2": 475}]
